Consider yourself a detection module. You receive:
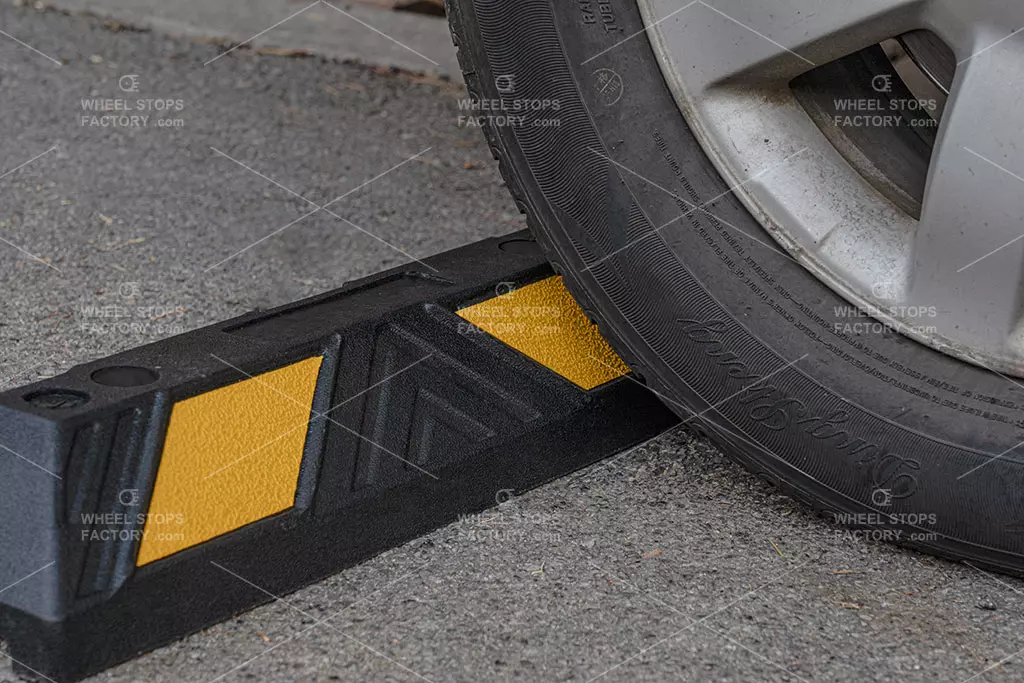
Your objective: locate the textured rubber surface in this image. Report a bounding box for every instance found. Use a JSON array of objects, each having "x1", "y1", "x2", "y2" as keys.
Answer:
[
  {"x1": 0, "y1": 232, "x2": 679, "y2": 682},
  {"x1": 446, "y1": 0, "x2": 1024, "y2": 573}
]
